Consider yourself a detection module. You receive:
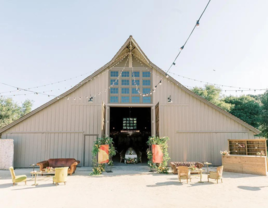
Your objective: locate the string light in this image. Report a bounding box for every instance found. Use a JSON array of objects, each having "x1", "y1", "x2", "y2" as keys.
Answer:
[
  {"x1": 165, "y1": 0, "x2": 211, "y2": 74},
  {"x1": 169, "y1": 71, "x2": 268, "y2": 91},
  {"x1": 0, "y1": 82, "x2": 56, "y2": 97},
  {"x1": 0, "y1": 71, "x2": 95, "y2": 95}
]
